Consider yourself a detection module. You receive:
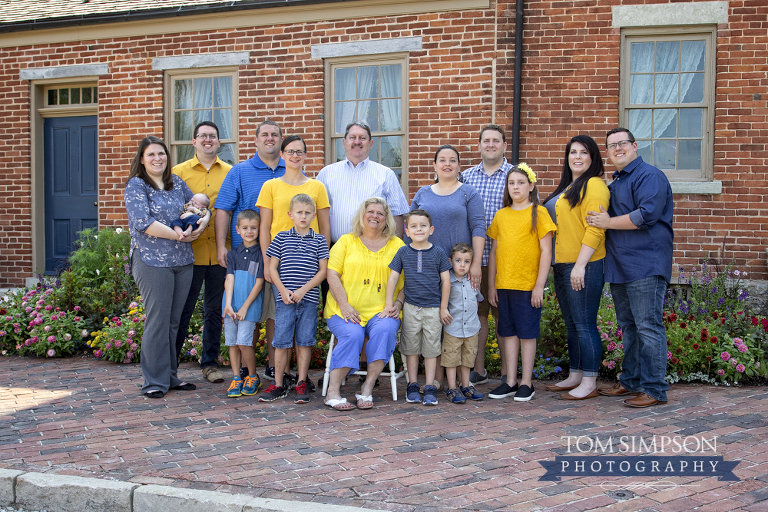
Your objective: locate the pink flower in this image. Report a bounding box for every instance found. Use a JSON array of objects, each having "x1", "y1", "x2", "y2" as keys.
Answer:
[
  {"x1": 126, "y1": 351, "x2": 134, "y2": 359},
  {"x1": 63, "y1": 333, "x2": 71, "y2": 341},
  {"x1": 127, "y1": 330, "x2": 136, "y2": 338},
  {"x1": 46, "y1": 349, "x2": 56, "y2": 357},
  {"x1": 115, "y1": 320, "x2": 122, "y2": 327},
  {"x1": 731, "y1": 359, "x2": 738, "y2": 367},
  {"x1": 607, "y1": 342, "x2": 617, "y2": 351},
  {"x1": 601, "y1": 332, "x2": 609, "y2": 340},
  {"x1": 51, "y1": 315, "x2": 58, "y2": 321},
  {"x1": 45, "y1": 305, "x2": 52, "y2": 311},
  {"x1": 0, "y1": 331, "x2": 5, "y2": 336},
  {"x1": 736, "y1": 364, "x2": 745, "y2": 373},
  {"x1": 130, "y1": 343, "x2": 138, "y2": 351},
  {"x1": 756, "y1": 362, "x2": 761, "y2": 369},
  {"x1": 129, "y1": 301, "x2": 138, "y2": 309},
  {"x1": 34, "y1": 318, "x2": 42, "y2": 325},
  {"x1": 114, "y1": 340, "x2": 122, "y2": 348},
  {"x1": 74, "y1": 316, "x2": 81, "y2": 322},
  {"x1": 732, "y1": 337, "x2": 743, "y2": 344},
  {"x1": 5, "y1": 316, "x2": 11, "y2": 321},
  {"x1": 132, "y1": 318, "x2": 140, "y2": 323},
  {"x1": 74, "y1": 306, "x2": 81, "y2": 311},
  {"x1": 738, "y1": 344, "x2": 748, "y2": 353},
  {"x1": 105, "y1": 343, "x2": 112, "y2": 350},
  {"x1": 43, "y1": 325, "x2": 51, "y2": 332},
  {"x1": 24, "y1": 339, "x2": 32, "y2": 346},
  {"x1": 190, "y1": 348, "x2": 197, "y2": 356},
  {"x1": 94, "y1": 349, "x2": 103, "y2": 358},
  {"x1": 112, "y1": 316, "x2": 119, "y2": 322},
  {"x1": 717, "y1": 369, "x2": 725, "y2": 376},
  {"x1": 720, "y1": 352, "x2": 731, "y2": 361},
  {"x1": 607, "y1": 361, "x2": 616, "y2": 369},
  {"x1": 47, "y1": 335, "x2": 56, "y2": 343},
  {"x1": 667, "y1": 351, "x2": 672, "y2": 360},
  {"x1": 81, "y1": 329, "x2": 89, "y2": 337},
  {"x1": 25, "y1": 307, "x2": 32, "y2": 313}
]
